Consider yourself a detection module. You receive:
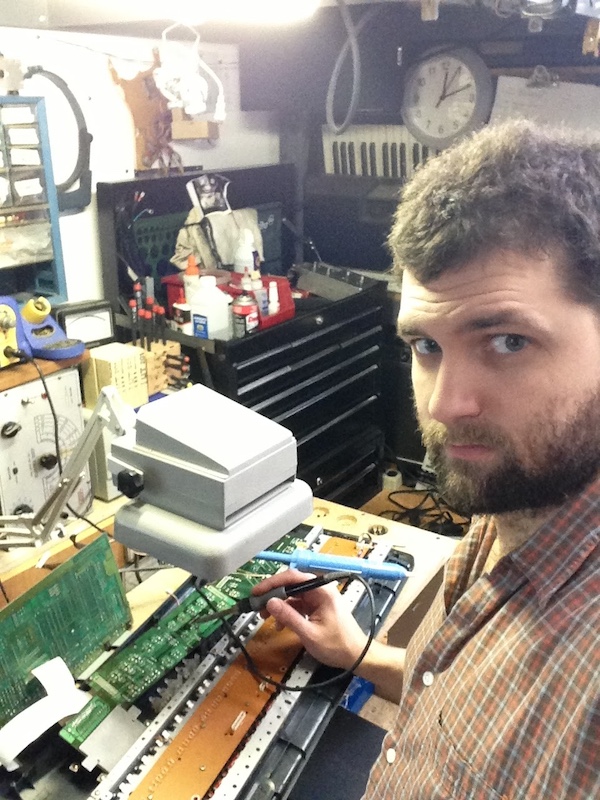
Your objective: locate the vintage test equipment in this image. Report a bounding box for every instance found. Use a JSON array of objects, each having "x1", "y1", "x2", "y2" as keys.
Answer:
[{"x1": 0, "y1": 366, "x2": 91, "y2": 519}]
